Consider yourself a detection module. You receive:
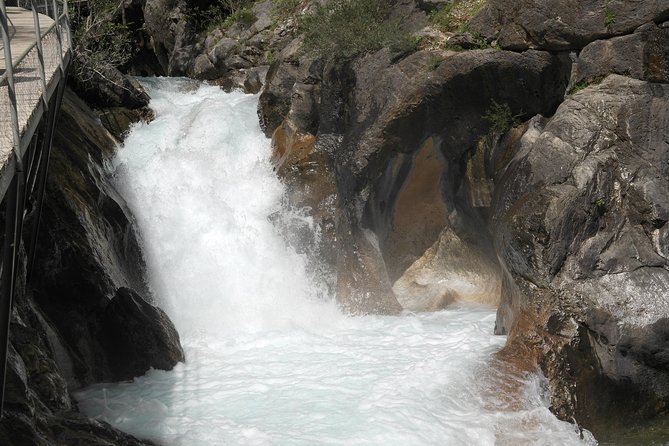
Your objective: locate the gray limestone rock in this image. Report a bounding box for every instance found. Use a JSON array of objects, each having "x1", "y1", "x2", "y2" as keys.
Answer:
[
  {"x1": 470, "y1": 0, "x2": 669, "y2": 51},
  {"x1": 260, "y1": 37, "x2": 572, "y2": 314},
  {"x1": 192, "y1": 54, "x2": 221, "y2": 80},
  {"x1": 573, "y1": 22, "x2": 669, "y2": 86},
  {"x1": 489, "y1": 75, "x2": 669, "y2": 435}
]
